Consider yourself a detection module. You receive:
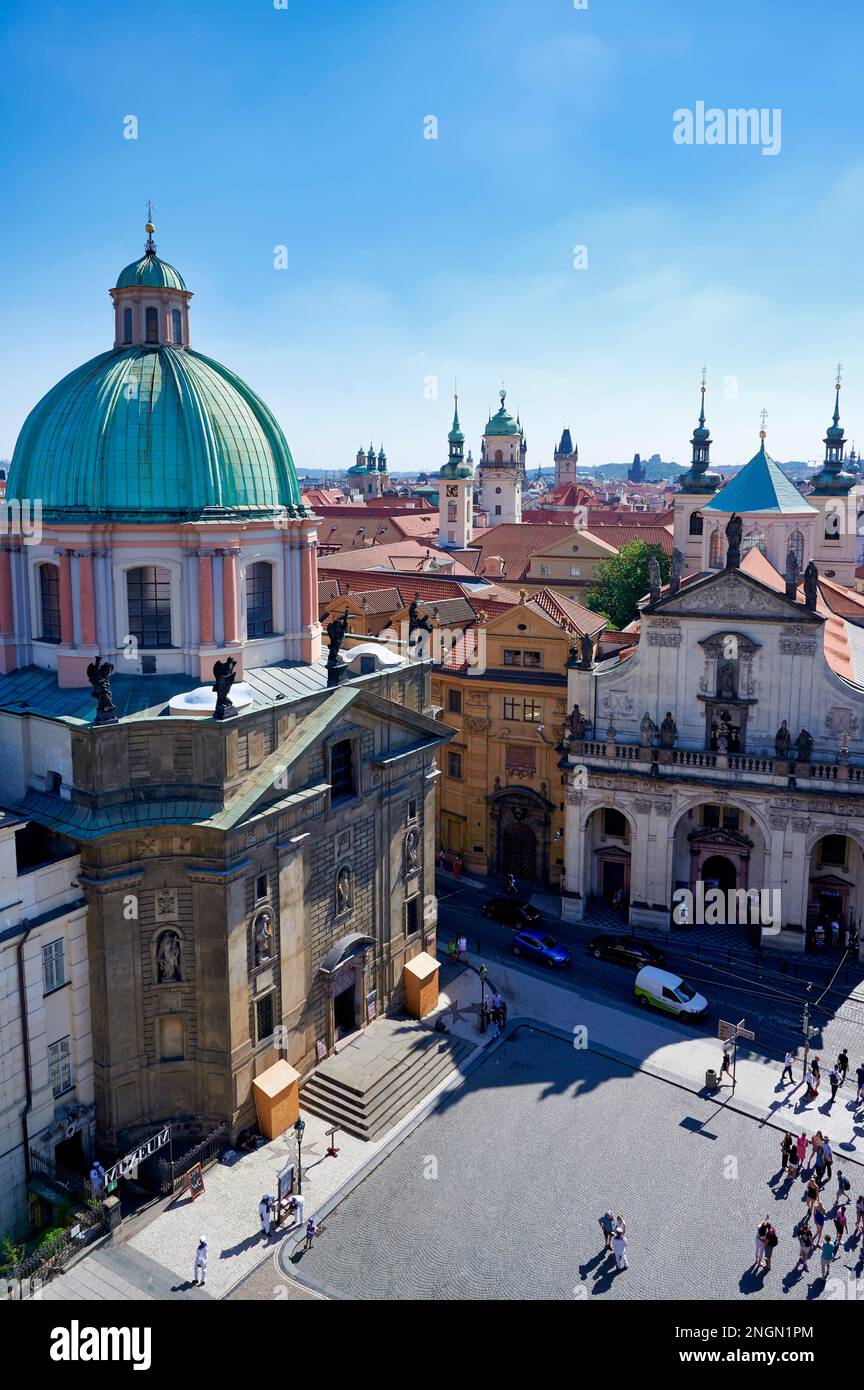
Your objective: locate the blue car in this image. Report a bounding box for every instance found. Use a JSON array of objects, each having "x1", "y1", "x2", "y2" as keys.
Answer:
[{"x1": 512, "y1": 930, "x2": 571, "y2": 968}]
